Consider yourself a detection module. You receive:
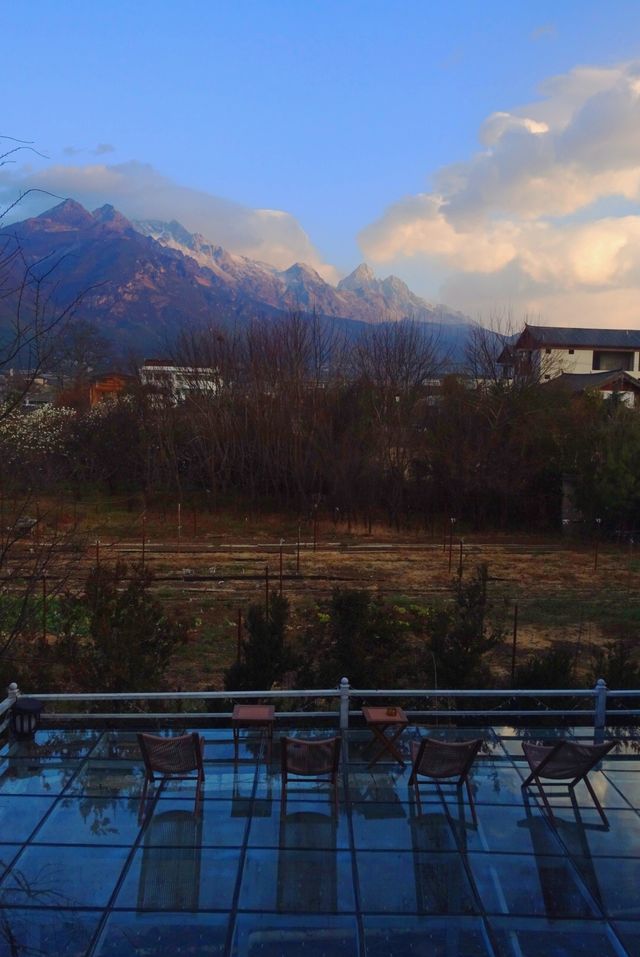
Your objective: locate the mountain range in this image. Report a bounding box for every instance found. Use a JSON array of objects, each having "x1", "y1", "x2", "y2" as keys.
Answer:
[{"x1": 0, "y1": 199, "x2": 469, "y2": 355}]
